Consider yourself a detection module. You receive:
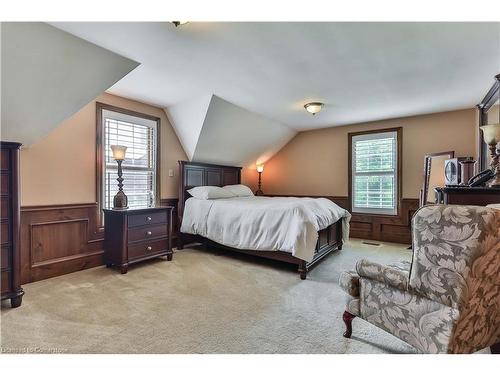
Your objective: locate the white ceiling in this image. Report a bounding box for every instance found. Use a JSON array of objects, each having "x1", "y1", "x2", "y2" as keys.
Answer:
[
  {"x1": 1, "y1": 22, "x2": 139, "y2": 145},
  {"x1": 51, "y1": 22, "x2": 500, "y2": 130}
]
